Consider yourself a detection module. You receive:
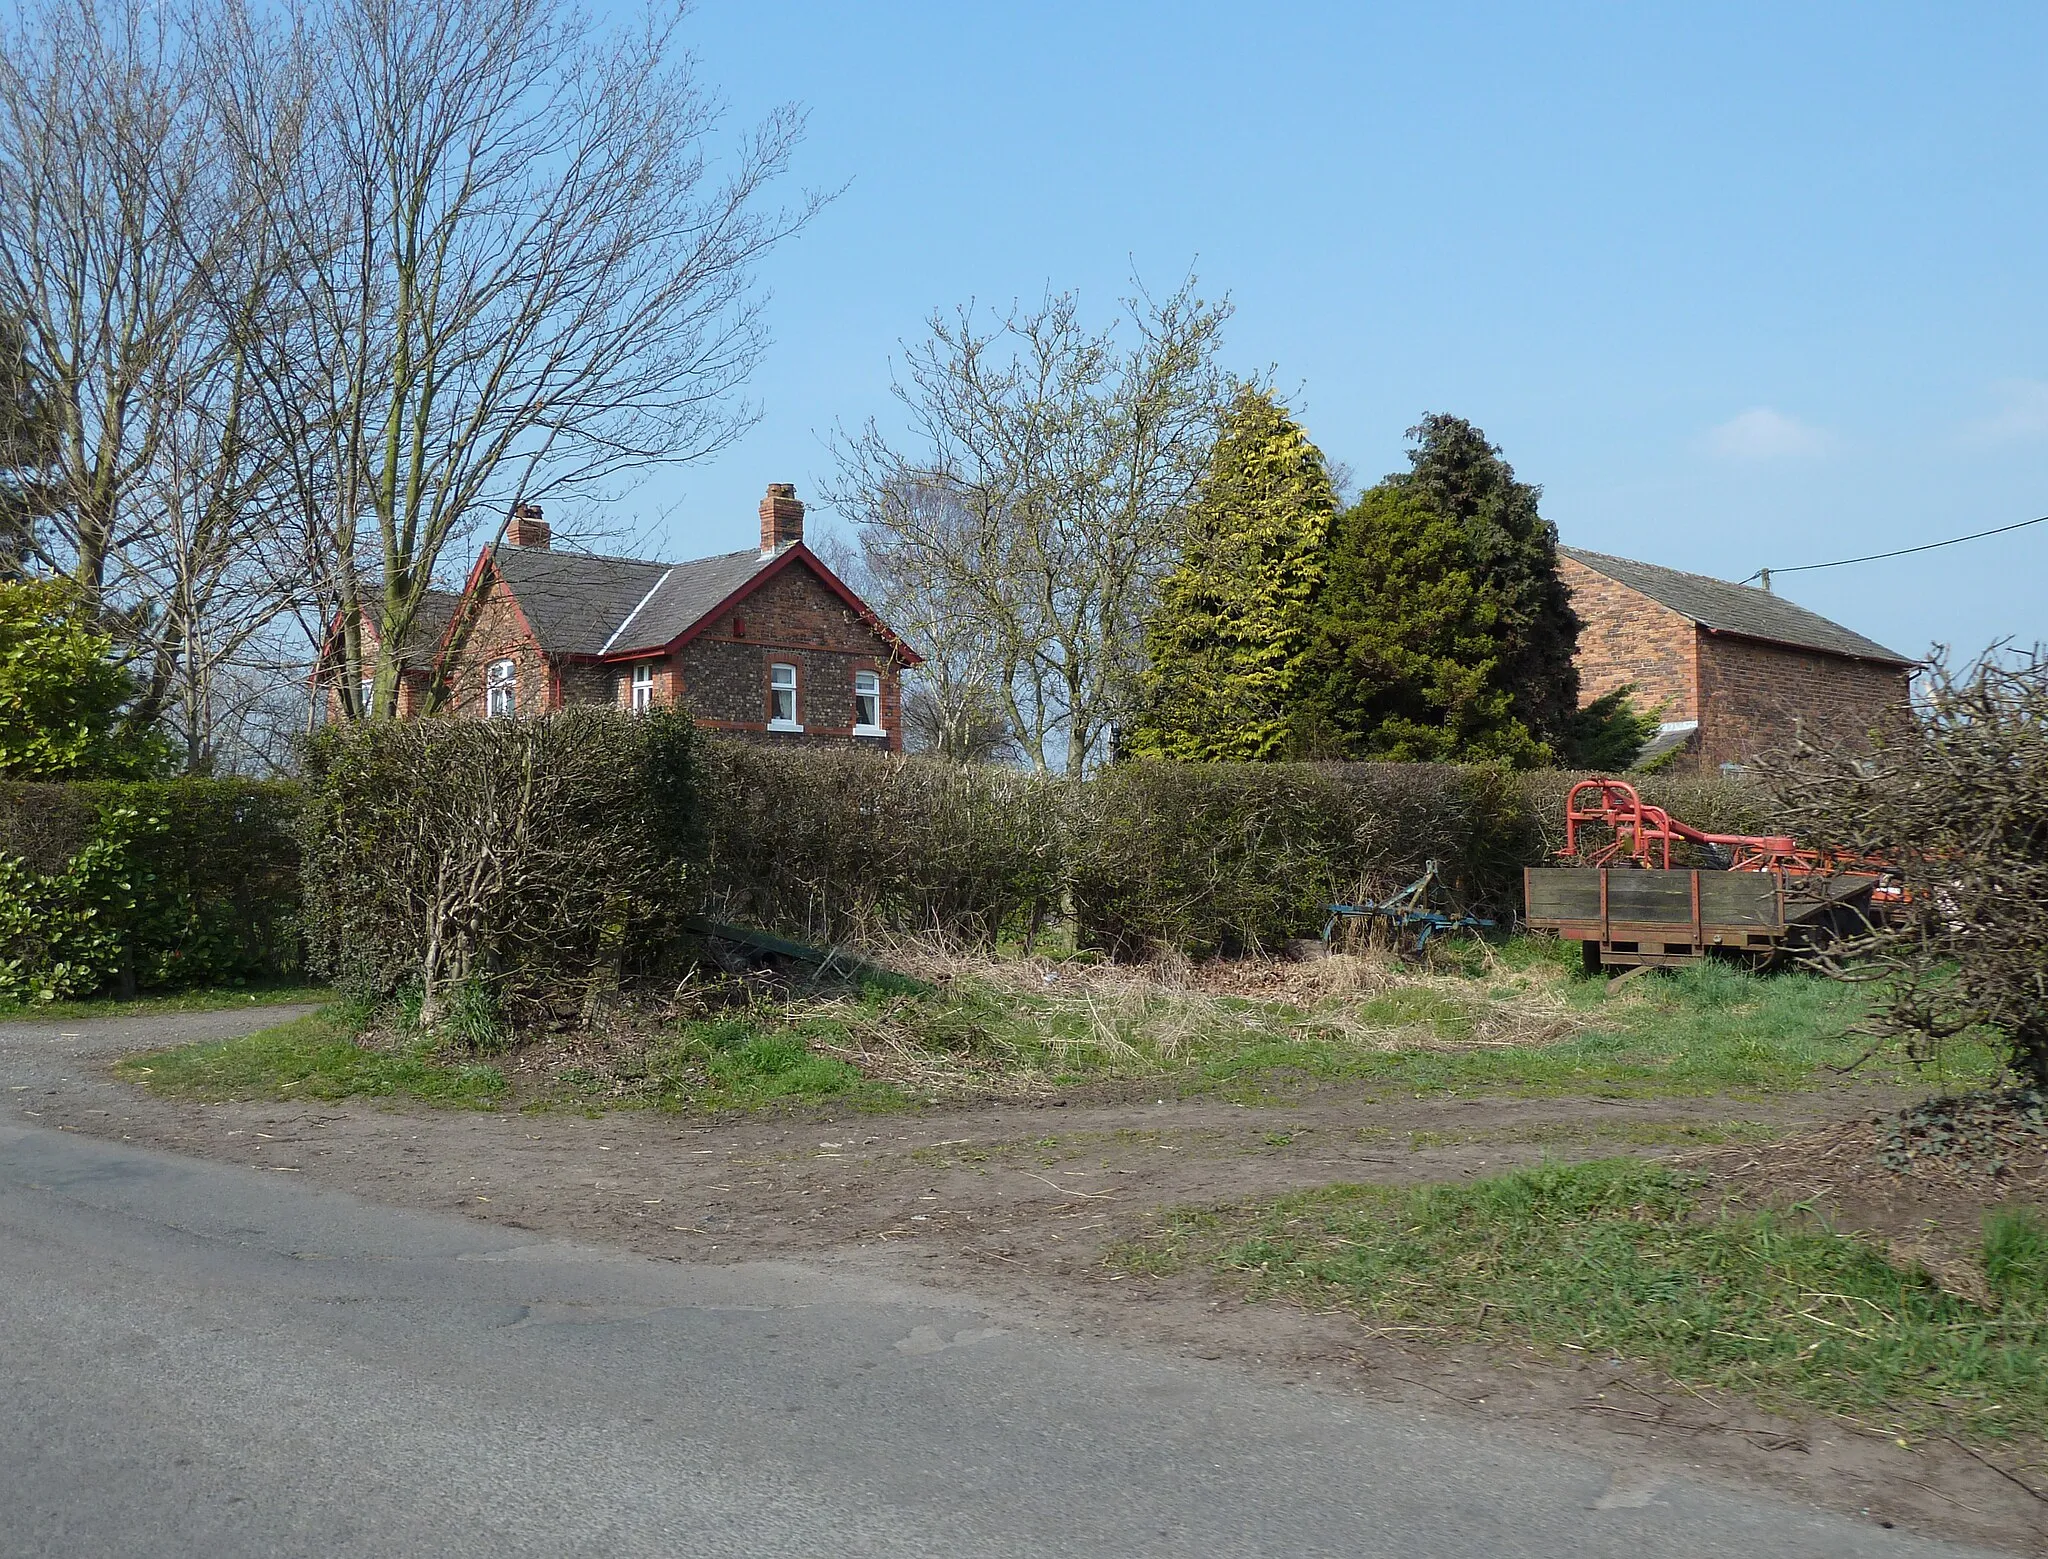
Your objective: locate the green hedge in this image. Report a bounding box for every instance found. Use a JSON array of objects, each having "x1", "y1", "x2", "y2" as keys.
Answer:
[
  {"x1": 298, "y1": 709, "x2": 701, "y2": 1015},
  {"x1": 0, "y1": 780, "x2": 302, "y2": 1001},
  {"x1": 1070, "y1": 762, "x2": 1530, "y2": 958},
  {"x1": 0, "y1": 736, "x2": 1772, "y2": 1007},
  {"x1": 700, "y1": 743, "x2": 1066, "y2": 945},
  {"x1": 699, "y1": 747, "x2": 1766, "y2": 960}
]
